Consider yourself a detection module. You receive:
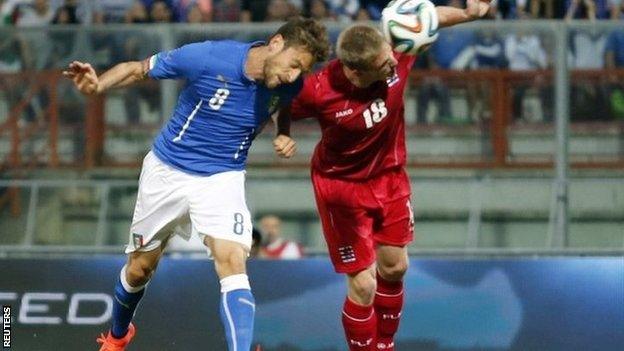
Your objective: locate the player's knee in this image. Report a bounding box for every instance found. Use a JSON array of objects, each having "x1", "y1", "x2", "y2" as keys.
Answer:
[
  {"x1": 378, "y1": 259, "x2": 409, "y2": 281},
  {"x1": 126, "y1": 259, "x2": 157, "y2": 286},
  {"x1": 350, "y1": 273, "x2": 377, "y2": 304},
  {"x1": 214, "y1": 248, "x2": 246, "y2": 276}
]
